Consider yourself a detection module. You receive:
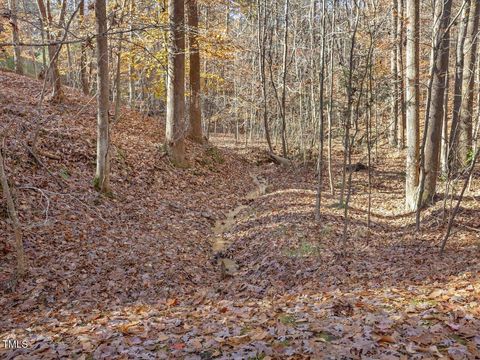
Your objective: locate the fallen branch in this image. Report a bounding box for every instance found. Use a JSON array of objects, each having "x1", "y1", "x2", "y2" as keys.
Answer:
[{"x1": 267, "y1": 152, "x2": 292, "y2": 167}]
